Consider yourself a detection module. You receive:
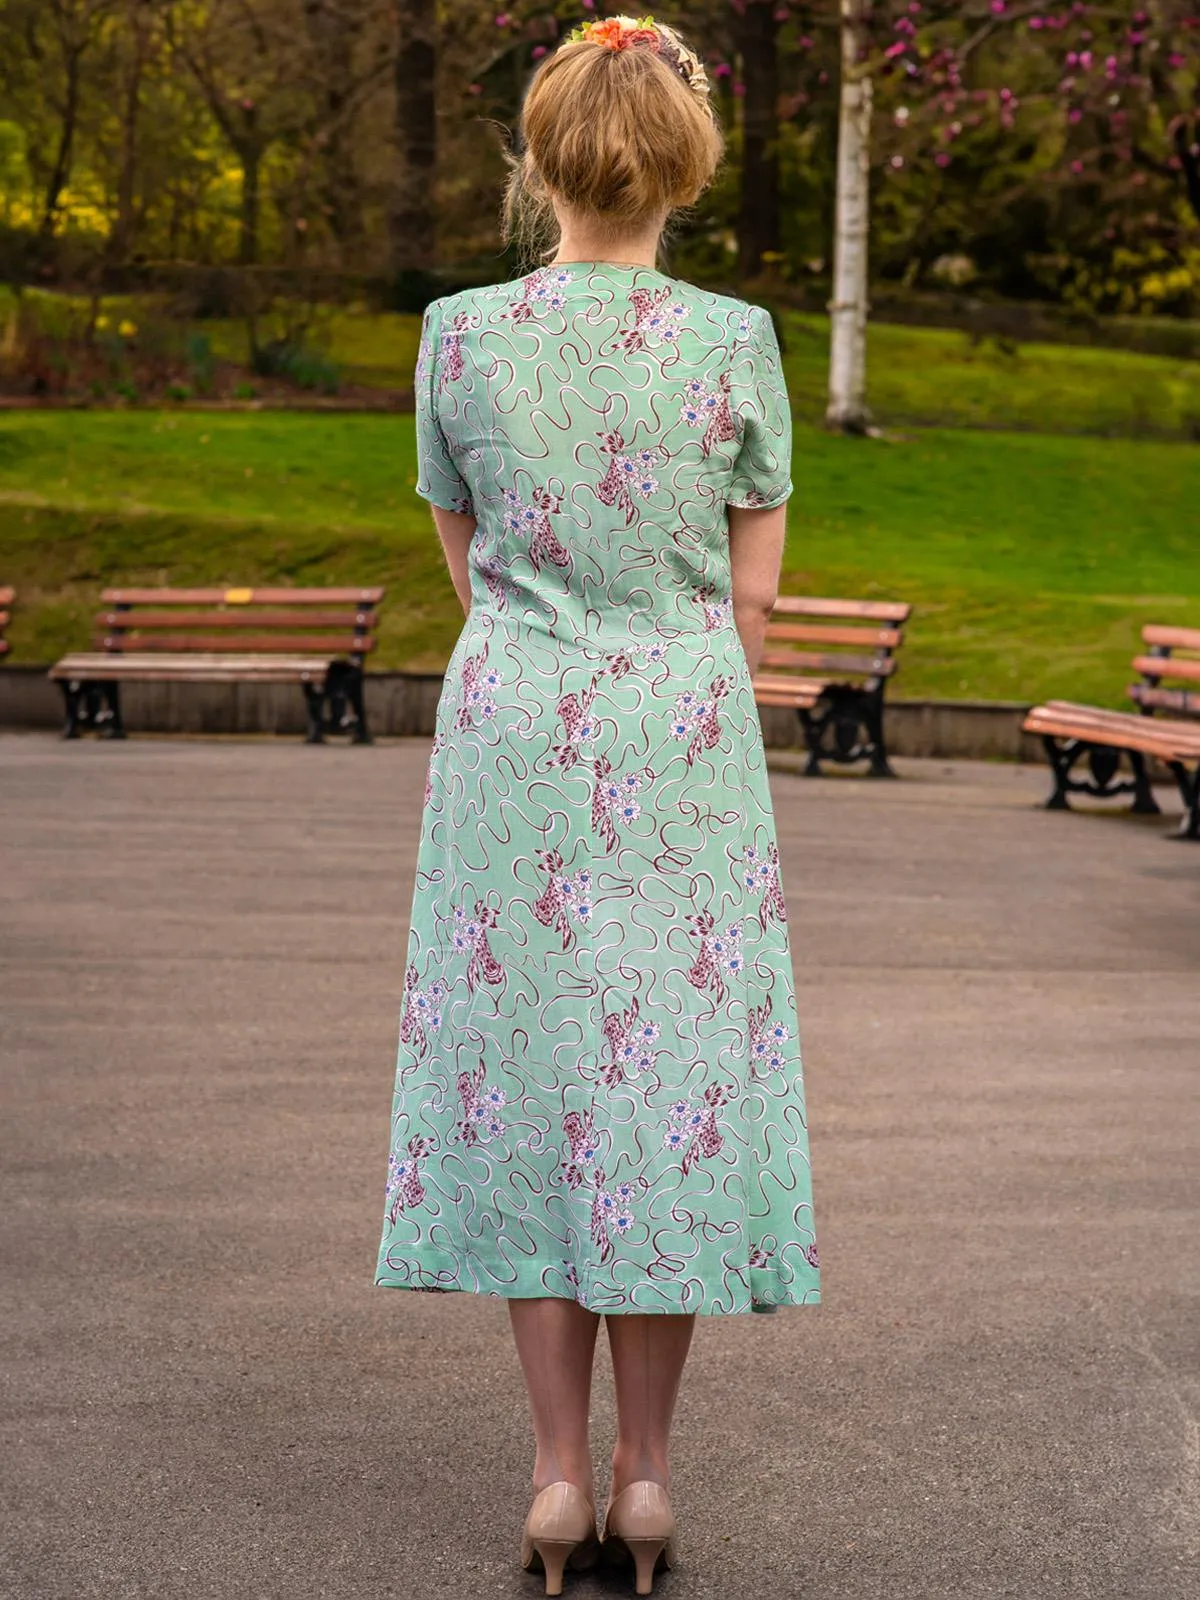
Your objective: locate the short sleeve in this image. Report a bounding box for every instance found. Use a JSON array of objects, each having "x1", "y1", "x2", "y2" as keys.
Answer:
[
  {"x1": 414, "y1": 299, "x2": 475, "y2": 515},
  {"x1": 726, "y1": 306, "x2": 793, "y2": 510}
]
